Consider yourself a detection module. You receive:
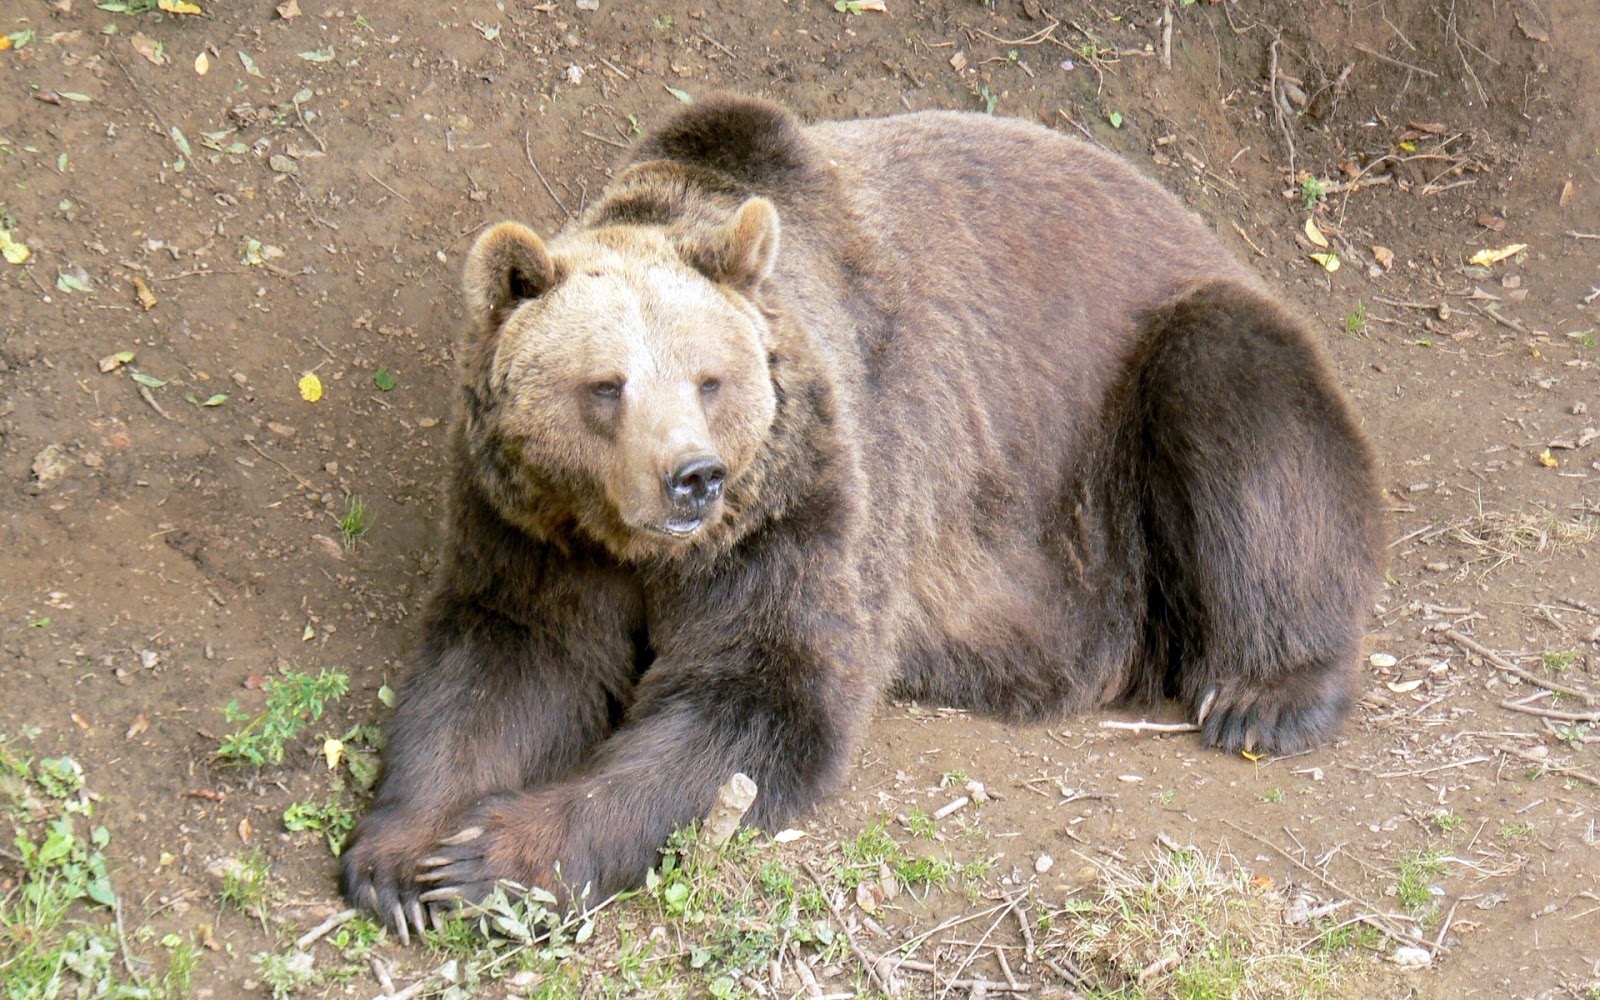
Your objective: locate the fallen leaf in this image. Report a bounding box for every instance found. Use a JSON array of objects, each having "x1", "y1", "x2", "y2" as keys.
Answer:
[
  {"x1": 1512, "y1": 0, "x2": 1551, "y2": 41},
  {"x1": 0, "y1": 35, "x2": 11, "y2": 52},
  {"x1": 1304, "y1": 217, "x2": 1329, "y2": 248},
  {"x1": 1372, "y1": 245, "x2": 1394, "y2": 270},
  {"x1": 130, "y1": 31, "x2": 165, "y2": 65},
  {"x1": 773, "y1": 829, "x2": 807, "y2": 843},
  {"x1": 58, "y1": 92, "x2": 92, "y2": 103},
  {"x1": 194, "y1": 50, "x2": 209, "y2": 75},
  {"x1": 126, "y1": 713, "x2": 150, "y2": 739},
  {"x1": 238, "y1": 817, "x2": 253, "y2": 843},
  {"x1": 132, "y1": 276, "x2": 158, "y2": 309},
  {"x1": 1559, "y1": 180, "x2": 1573, "y2": 208},
  {"x1": 159, "y1": 0, "x2": 204, "y2": 13},
  {"x1": 0, "y1": 227, "x2": 30, "y2": 265},
  {"x1": 238, "y1": 50, "x2": 262, "y2": 77},
  {"x1": 1386, "y1": 678, "x2": 1425, "y2": 693},
  {"x1": 1252, "y1": 874, "x2": 1274, "y2": 891},
  {"x1": 1241, "y1": 749, "x2": 1265, "y2": 762},
  {"x1": 276, "y1": 0, "x2": 301, "y2": 17},
  {"x1": 298, "y1": 373, "x2": 323, "y2": 402},
  {"x1": 1537, "y1": 448, "x2": 1558, "y2": 468},
  {"x1": 1309, "y1": 252, "x2": 1340, "y2": 272},
  {"x1": 1468, "y1": 243, "x2": 1527, "y2": 267},
  {"x1": 664, "y1": 84, "x2": 693, "y2": 104},
  {"x1": 1476, "y1": 214, "x2": 1507, "y2": 232},
  {"x1": 131, "y1": 372, "x2": 167, "y2": 388},
  {"x1": 98, "y1": 350, "x2": 136, "y2": 372},
  {"x1": 323, "y1": 738, "x2": 344, "y2": 770}
]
